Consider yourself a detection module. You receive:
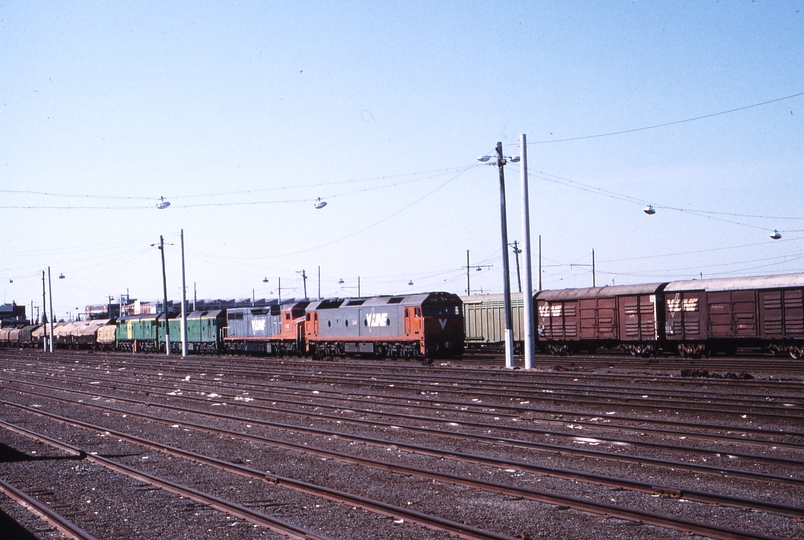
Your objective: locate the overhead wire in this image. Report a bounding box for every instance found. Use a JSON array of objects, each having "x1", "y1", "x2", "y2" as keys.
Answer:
[{"x1": 528, "y1": 91, "x2": 804, "y2": 144}]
